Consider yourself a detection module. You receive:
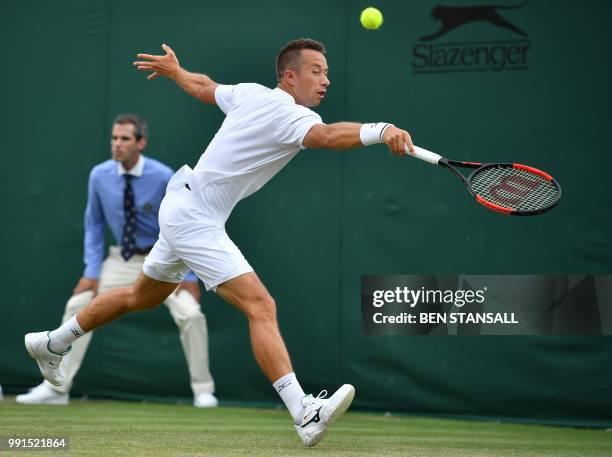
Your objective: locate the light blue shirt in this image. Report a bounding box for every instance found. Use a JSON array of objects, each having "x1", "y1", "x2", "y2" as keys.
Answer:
[{"x1": 83, "y1": 155, "x2": 197, "y2": 282}]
